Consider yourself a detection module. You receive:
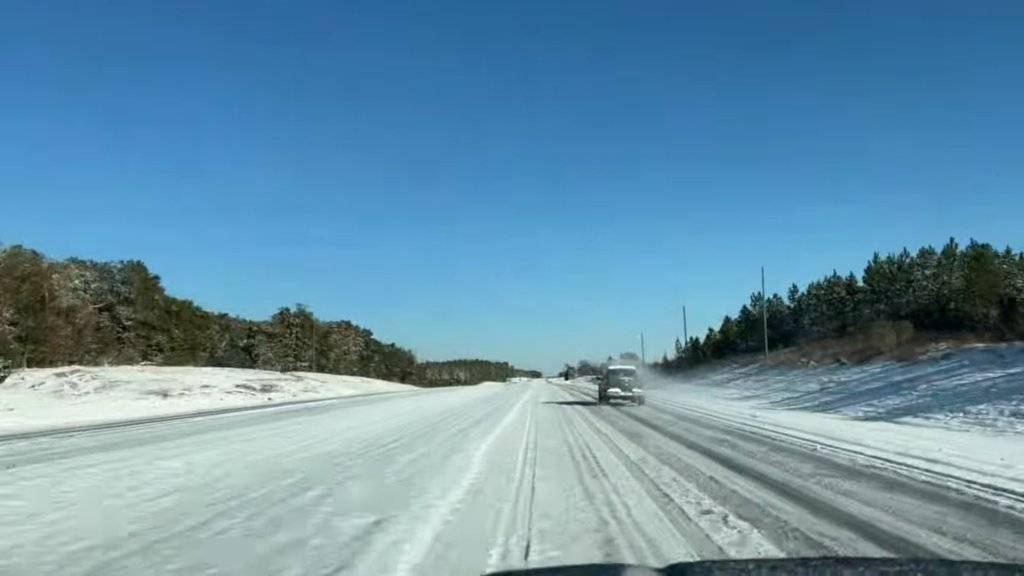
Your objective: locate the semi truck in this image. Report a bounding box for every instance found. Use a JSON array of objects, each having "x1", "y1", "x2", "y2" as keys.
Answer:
[{"x1": 597, "y1": 364, "x2": 645, "y2": 405}]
